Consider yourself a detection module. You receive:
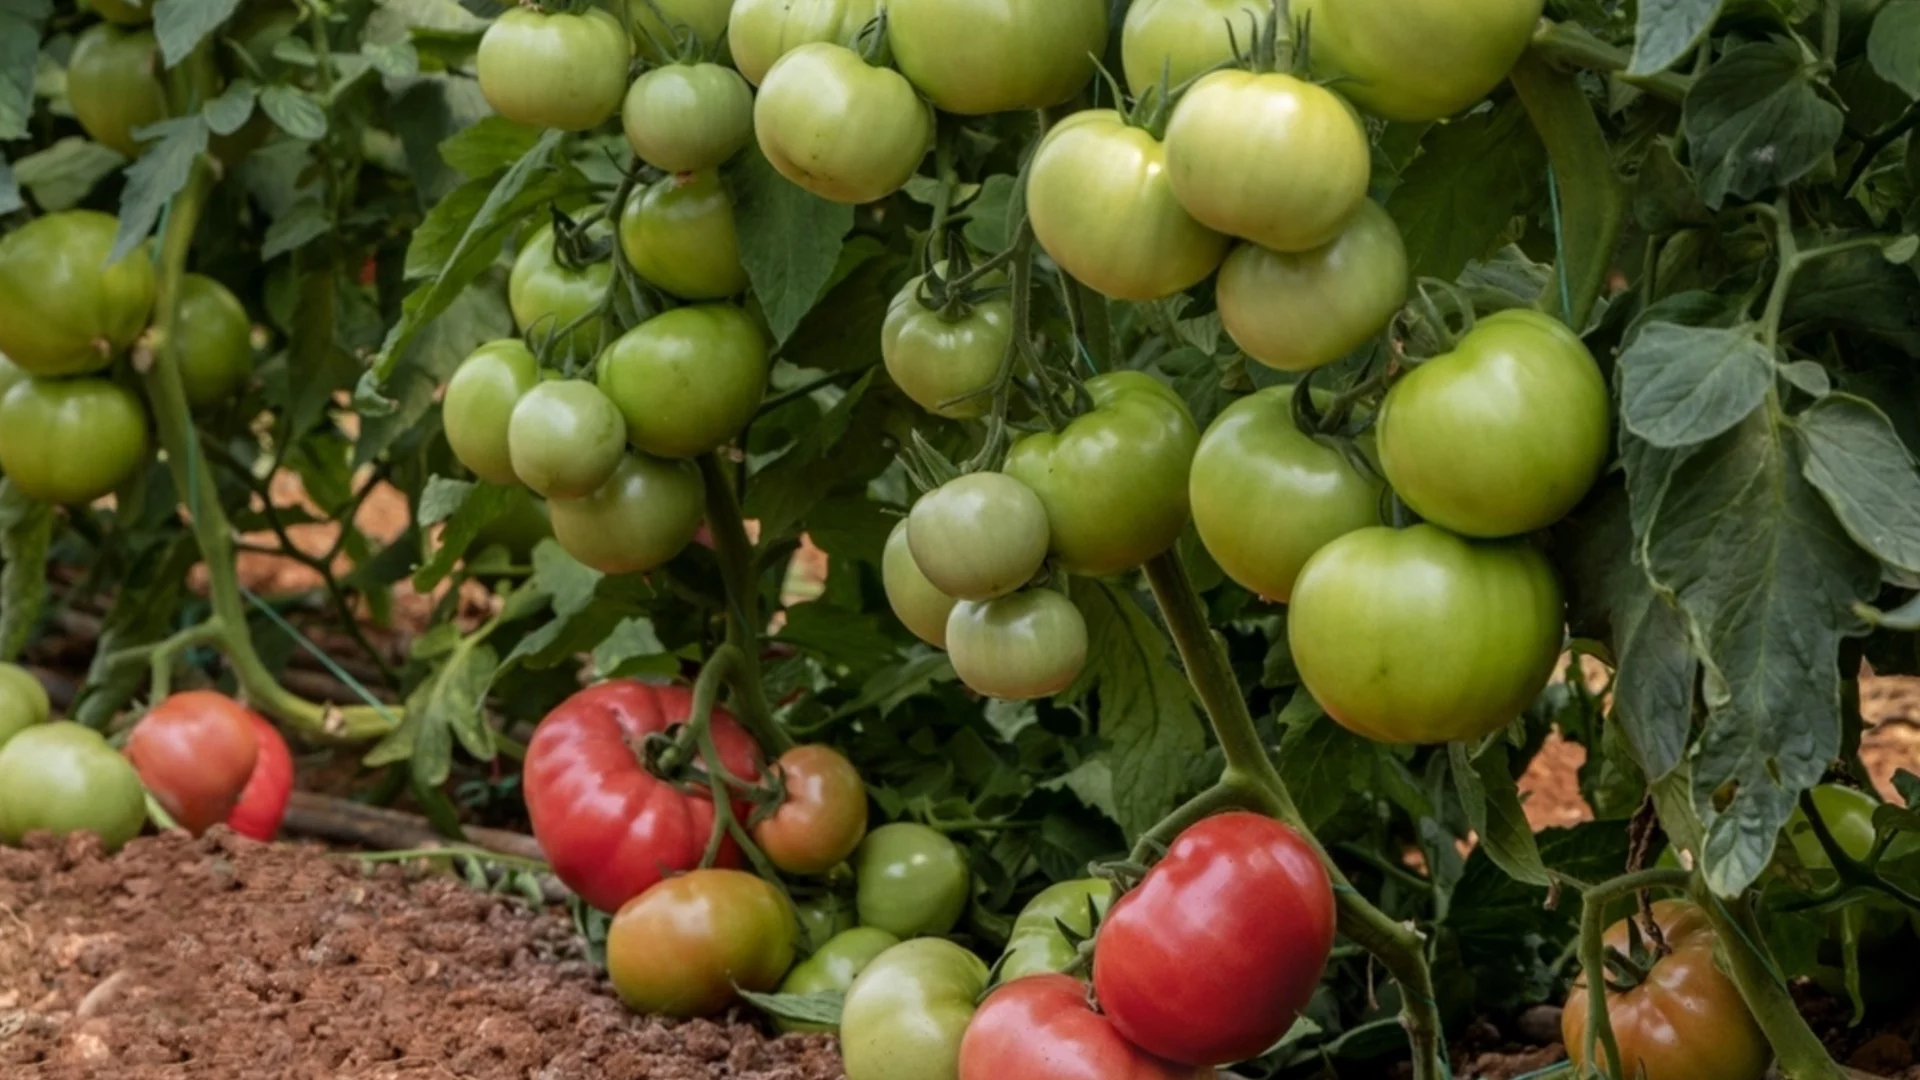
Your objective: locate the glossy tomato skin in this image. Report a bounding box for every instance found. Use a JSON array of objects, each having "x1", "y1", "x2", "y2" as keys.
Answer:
[
  {"x1": 0, "y1": 663, "x2": 49, "y2": 750},
  {"x1": 0, "y1": 376, "x2": 149, "y2": 505},
  {"x1": 1295, "y1": 0, "x2": 1542, "y2": 123},
  {"x1": 1122, "y1": 0, "x2": 1266, "y2": 98},
  {"x1": 882, "y1": 267, "x2": 1010, "y2": 420},
  {"x1": 886, "y1": 0, "x2": 1108, "y2": 115},
  {"x1": 1028, "y1": 111, "x2": 1227, "y2": 302},
  {"x1": 1189, "y1": 387, "x2": 1384, "y2": 602},
  {"x1": 854, "y1": 822, "x2": 972, "y2": 937},
  {"x1": 226, "y1": 712, "x2": 293, "y2": 842},
  {"x1": 619, "y1": 170, "x2": 749, "y2": 300},
  {"x1": 622, "y1": 63, "x2": 754, "y2": 173},
  {"x1": 0, "y1": 211, "x2": 155, "y2": 377},
  {"x1": 755, "y1": 44, "x2": 933, "y2": 205},
  {"x1": 961, "y1": 974, "x2": 1216, "y2": 1080},
  {"x1": 1004, "y1": 371, "x2": 1199, "y2": 577},
  {"x1": 597, "y1": 304, "x2": 767, "y2": 458},
  {"x1": 509, "y1": 224, "x2": 614, "y2": 359},
  {"x1": 549, "y1": 452, "x2": 705, "y2": 575},
  {"x1": 1288, "y1": 525, "x2": 1564, "y2": 744},
  {"x1": 907, "y1": 472, "x2": 1050, "y2": 601},
  {"x1": 730, "y1": 0, "x2": 882, "y2": 85},
  {"x1": 523, "y1": 681, "x2": 764, "y2": 913},
  {"x1": 445, "y1": 339, "x2": 539, "y2": 486},
  {"x1": 841, "y1": 938, "x2": 990, "y2": 1080},
  {"x1": 1218, "y1": 200, "x2": 1408, "y2": 373},
  {"x1": 996, "y1": 878, "x2": 1113, "y2": 984},
  {"x1": 1094, "y1": 812, "x2": 1336, "y2": 1067},
  {"x1": 775, "y1": 926, "x2": 899, "y2": 1033},
  {"x1": 125, "y1": 691, "x2": 261, "y2": 836},
  {"x1": 752, "y1": 744, "x2": 869, "y2": 876},
  {"x1": 946, "y1": 590, "x2": 1088, "y2": 701},
  {"x1": 1165, "y1": 72, "x2": 1370, "y2": 253},
  {"x1": 68, "y1": 24, "x2": 166, "y2": 159},
  {"x1": 0, "y1": 722, "x2": 148, "y2": 851},
  {"x1": 1563, "y1": 901, "x2": 1769, "y2": 1080},
  {"x1": 506, "y1": 380, "x2": 626, "y2": 500},
  {"x1": 176, "y1": 274, "x2": 253, "y2": 409},
  {"x1": 608, "y1": 869, "x2": 797, "y2": 1017},
  {"x1": 883, "y1": 519, "x2": 958, "y2": 648},
  {"x1": 477, "y1": 7, "x2": 630, "y2": 132}
]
